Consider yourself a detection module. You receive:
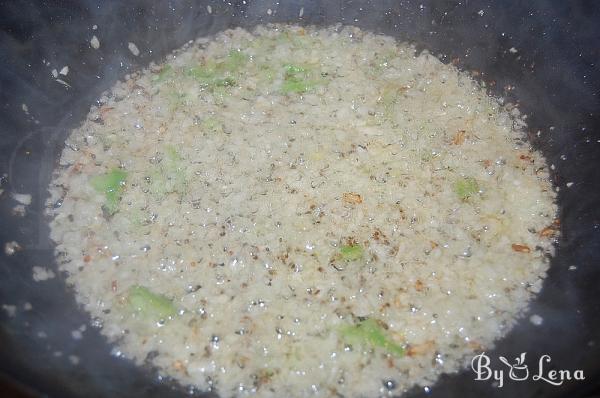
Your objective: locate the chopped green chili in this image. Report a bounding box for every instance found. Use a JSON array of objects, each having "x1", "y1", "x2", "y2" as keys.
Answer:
[
  {"x1": 340, "y1": 318, "x2": 405, "y2": 357},
  {"x1": 127, "y1": 285, "x2": 177, "y2": 320},
  {"x1": 454, "y1": 177, "x2": 479, "y2": 200},
  {"x1": 340, "y1": 244, "x2": 364, "y2": 261},
  {"x1": 153, "y1": 64, "x2": 174, "y2": 83},
  {"x1": 90, "y1": 169, "x2": 127, "y2": 215},
  {"x1": 281, "y1": 63, "x2": 316, "y2": 94}
]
